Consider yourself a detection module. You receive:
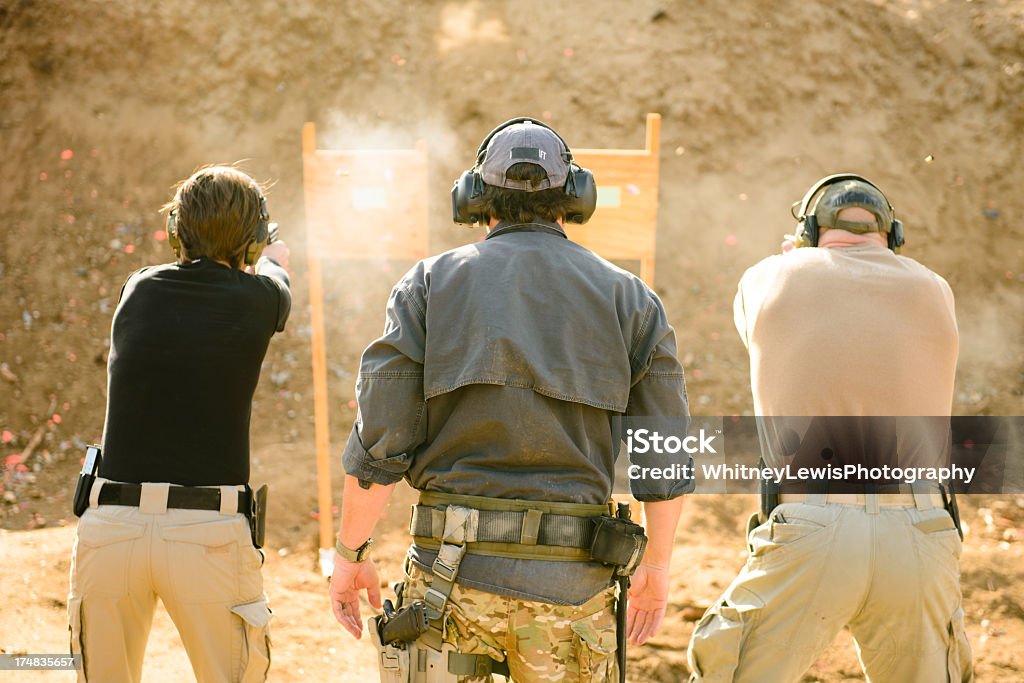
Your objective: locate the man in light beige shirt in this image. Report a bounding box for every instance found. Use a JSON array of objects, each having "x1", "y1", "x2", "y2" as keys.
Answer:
[{"x1": 688, "y1": 175, "x2": 973, "y2": 682}]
